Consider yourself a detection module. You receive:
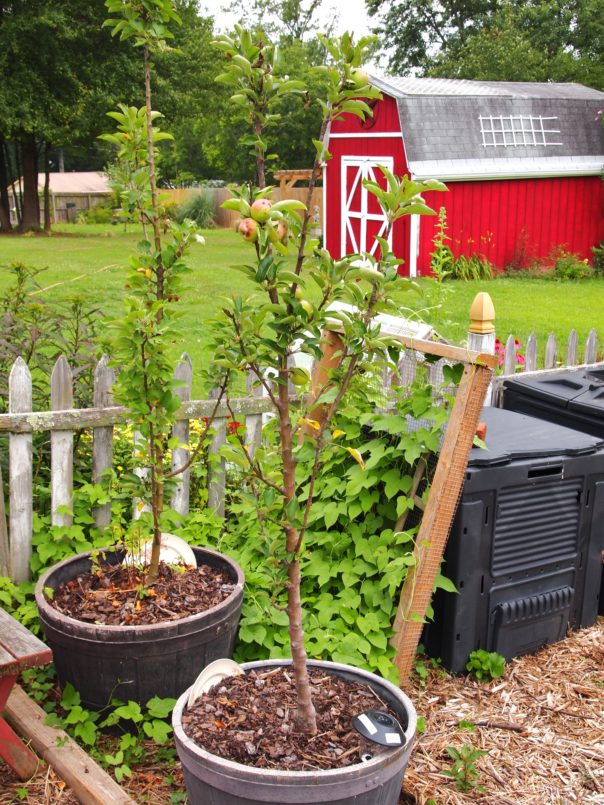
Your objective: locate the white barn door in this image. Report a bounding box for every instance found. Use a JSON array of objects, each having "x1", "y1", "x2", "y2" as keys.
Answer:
[{"x1": 340, "y1": 157, "x2": 394, "y2": 257}]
